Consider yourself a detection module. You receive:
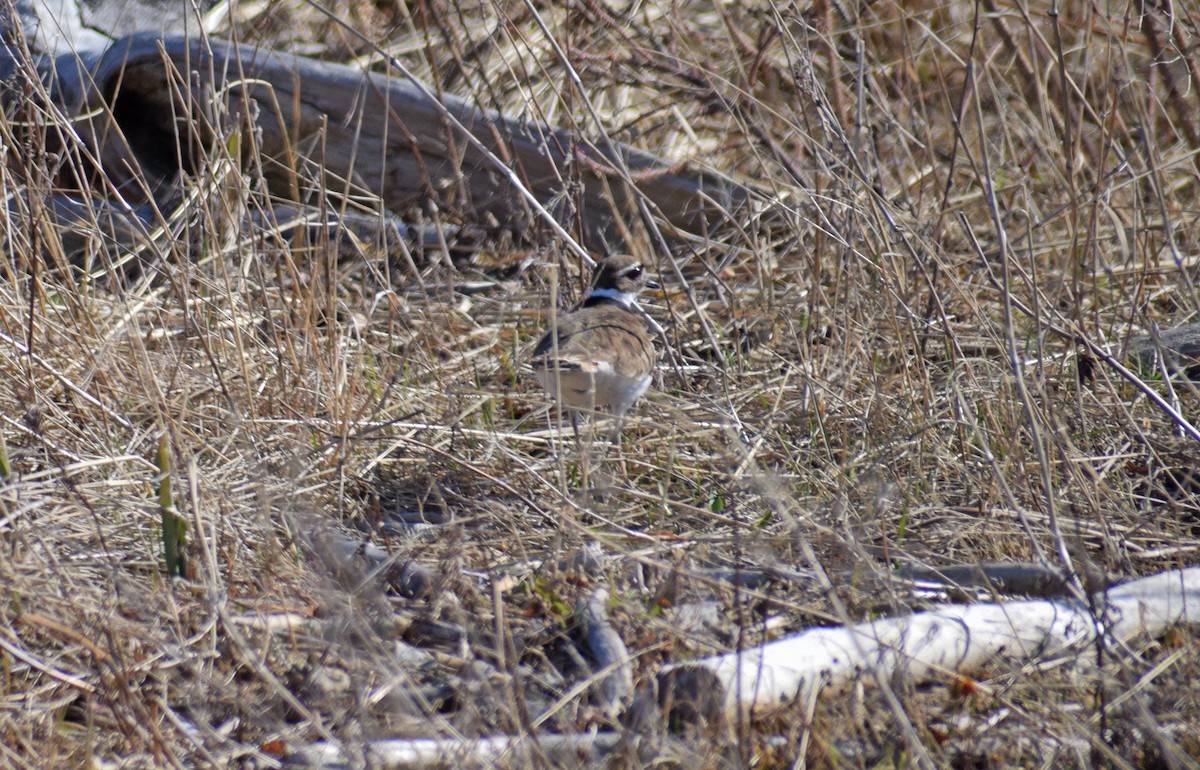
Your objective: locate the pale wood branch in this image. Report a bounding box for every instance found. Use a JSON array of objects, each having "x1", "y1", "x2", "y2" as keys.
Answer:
[{"x1": 663, "y1": 567, "x2": 1200, "y2": 715}]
